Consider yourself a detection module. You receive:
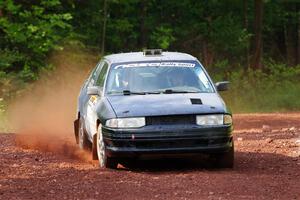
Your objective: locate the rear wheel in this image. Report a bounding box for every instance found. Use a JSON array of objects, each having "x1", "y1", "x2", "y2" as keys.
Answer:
[
  {"x1": 96, "y1": 125, "x2": 118, "y2": 169},
  {"x1": 78, "y1": 117, "x2": 90, "y2": 150},
  {"x1": 211, "y1": 142, "x2": 234, "y2": 168}
]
